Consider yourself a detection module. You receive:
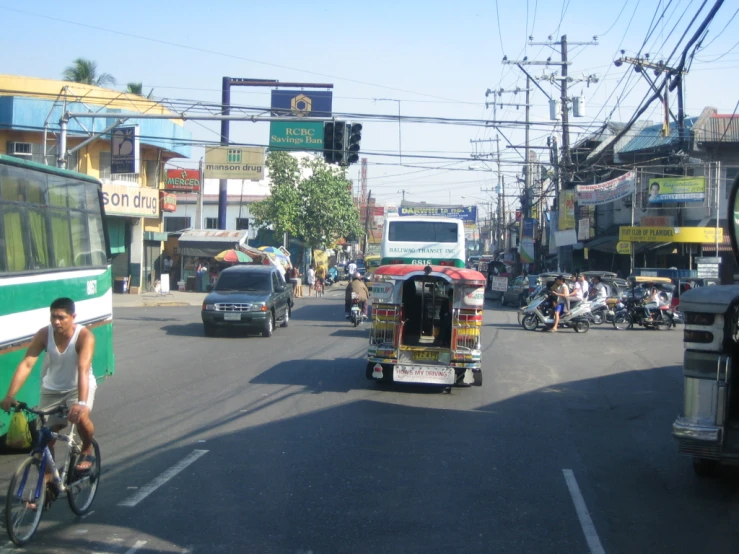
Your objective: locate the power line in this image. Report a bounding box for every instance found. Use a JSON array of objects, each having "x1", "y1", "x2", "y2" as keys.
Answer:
[{"x1": 0, "y1": 6, "x2": 480, "y2": 106}]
